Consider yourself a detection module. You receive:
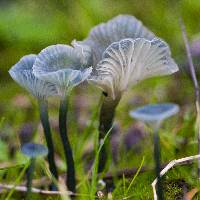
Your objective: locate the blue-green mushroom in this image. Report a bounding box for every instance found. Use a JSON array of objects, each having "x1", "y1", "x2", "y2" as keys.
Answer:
[
  {"x1": 33, "y1": 44, "x2": 92, "y2": 192},
  {"x1": 21, "y1": 143, "x2": 48, "y2": 199},
  {"x1": 9, "y1": 55, "x2": 59, "y2": 190},
  {"x1": 130, "y1": 103, "x2": 180, "y2": 200},
  {"x1": 79, "y1": 15, "x2": 179, "y2": 173}
]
